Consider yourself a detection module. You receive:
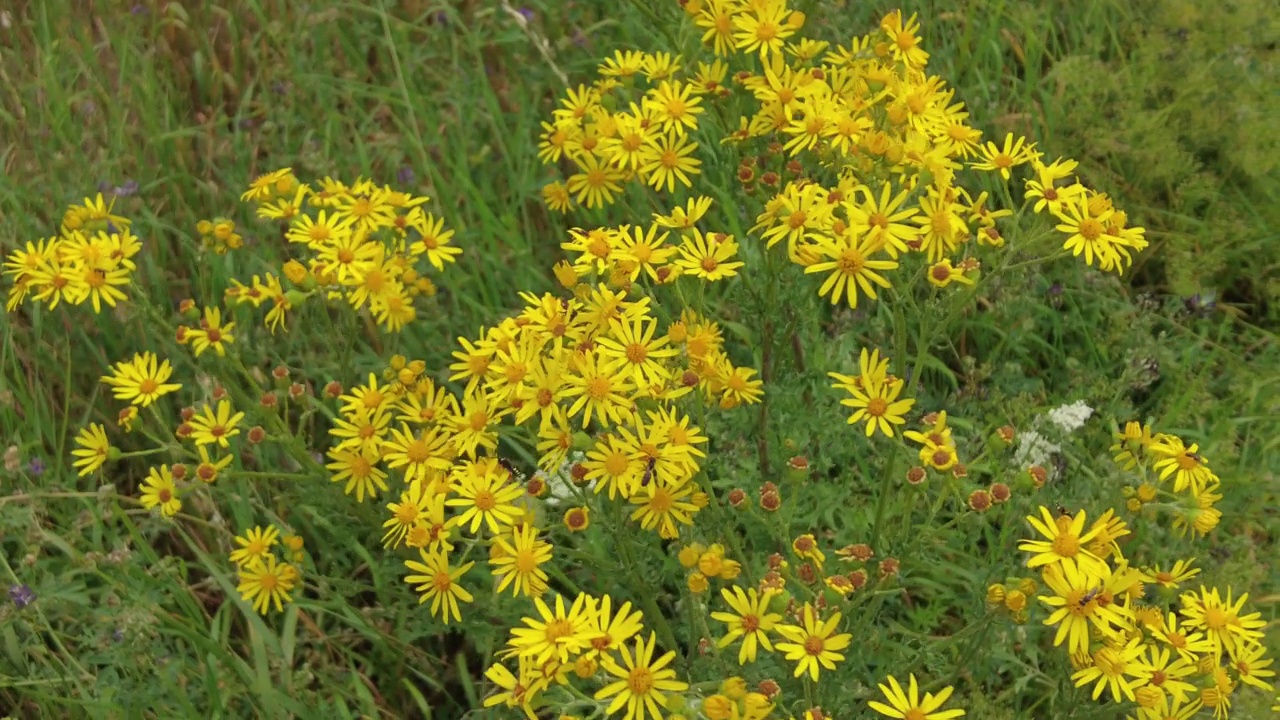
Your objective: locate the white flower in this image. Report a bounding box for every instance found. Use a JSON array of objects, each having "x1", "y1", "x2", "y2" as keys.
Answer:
[
  {"x1": 1013, "y1": 430, "x2": 1060, "y2": 471},
  {"x1": 1046, "y1": 400, "x2": 1093, "y2": 434}
]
